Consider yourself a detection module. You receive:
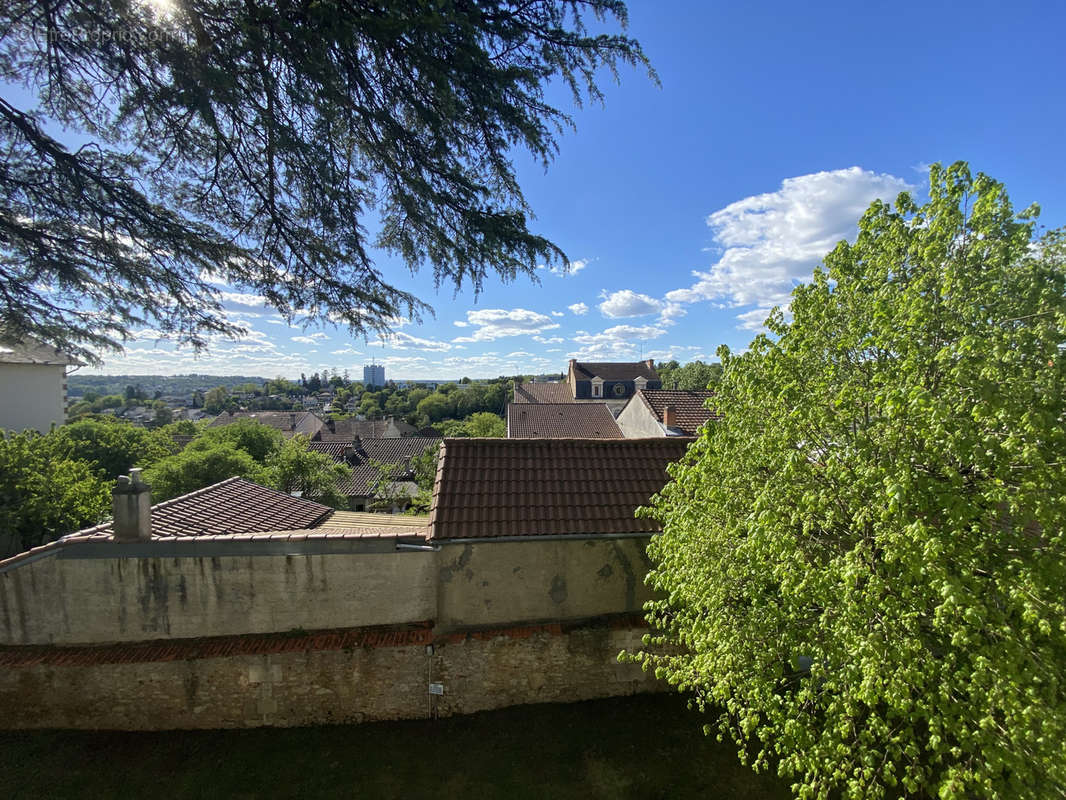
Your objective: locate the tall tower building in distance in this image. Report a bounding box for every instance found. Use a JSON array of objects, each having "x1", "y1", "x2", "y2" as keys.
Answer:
[{"x1": 363, "y1": 363, "x2": 385, "y2": 388}]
